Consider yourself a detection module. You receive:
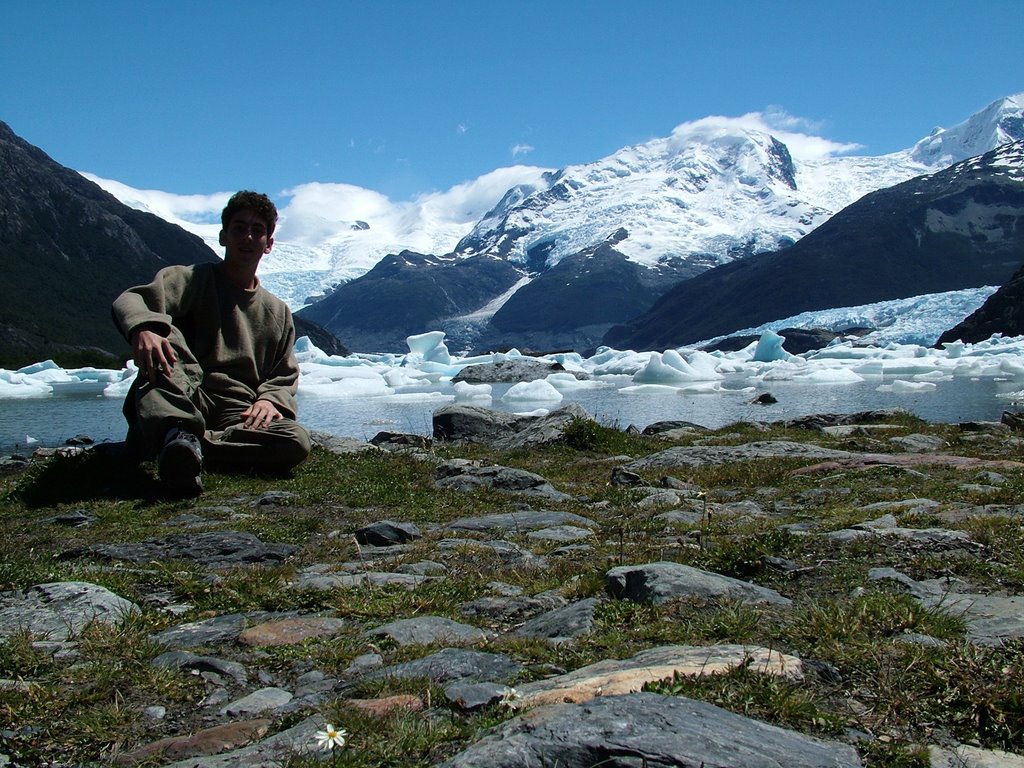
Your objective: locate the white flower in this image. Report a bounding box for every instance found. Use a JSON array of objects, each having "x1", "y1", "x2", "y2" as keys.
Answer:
[
  {"x1": 314, "y1": 723, "x2": 347, "y2": 750},
  {"x1": 499, "y1": 687, "x2": 521, "y2": 709}
]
